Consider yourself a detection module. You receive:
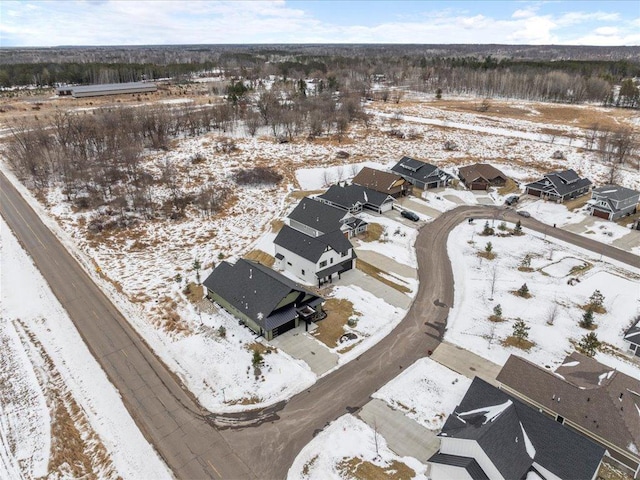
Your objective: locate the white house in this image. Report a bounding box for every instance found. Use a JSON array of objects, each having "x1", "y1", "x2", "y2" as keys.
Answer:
[
  {"x1": 287, "y1": 197, "x2": 367, "y2": 238},
  {"x1": 429, "y1": 378, "x2": 604, "y2": 480},
  {"x1": 273, "y1": 225, "x2": 356, "y2": 287},
  {"x1": 587, "y1": 185, "x2": 639, "y2": 221}
]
